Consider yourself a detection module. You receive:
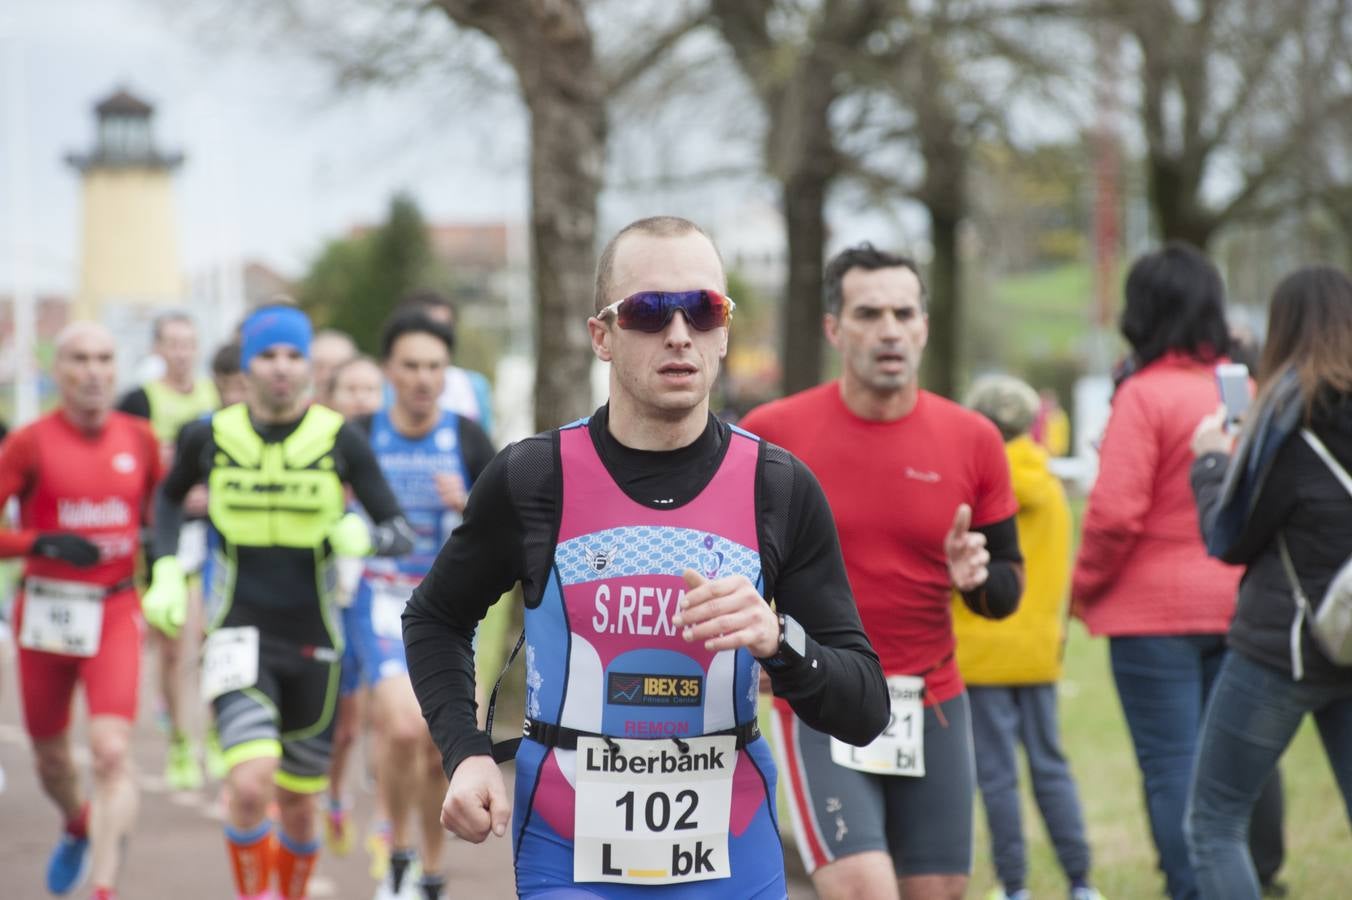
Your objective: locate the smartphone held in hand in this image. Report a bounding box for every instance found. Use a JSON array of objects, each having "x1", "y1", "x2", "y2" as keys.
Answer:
[{"x1": 1215, "y1": 362, "x2": 1251, "y2": 430}]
